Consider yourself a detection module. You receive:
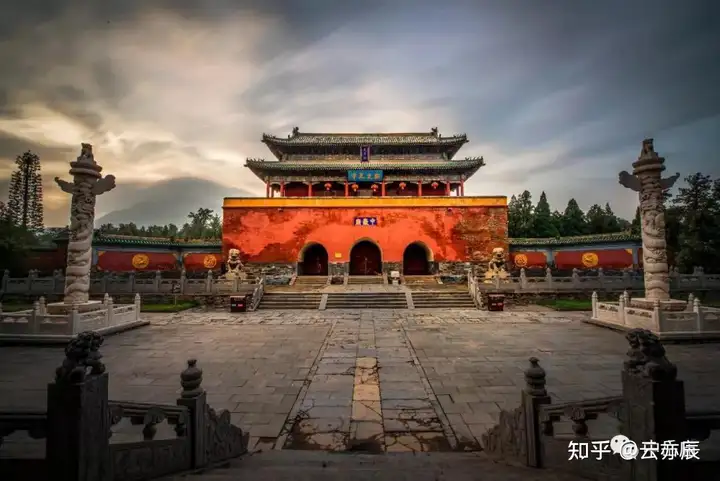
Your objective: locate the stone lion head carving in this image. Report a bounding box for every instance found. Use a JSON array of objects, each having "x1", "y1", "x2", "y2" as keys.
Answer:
[
  {"x1": 491, "y1": 247, "x2": 505, "y2": 259},
  {"x1": 228, "y1": 248, "x2": 240, "y2": 260}
]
